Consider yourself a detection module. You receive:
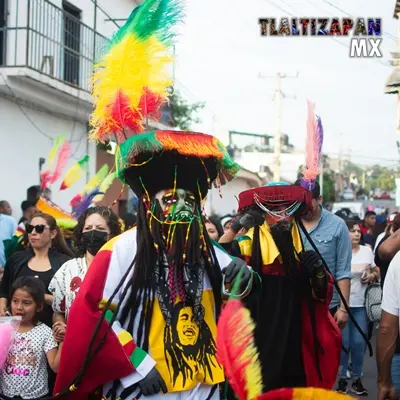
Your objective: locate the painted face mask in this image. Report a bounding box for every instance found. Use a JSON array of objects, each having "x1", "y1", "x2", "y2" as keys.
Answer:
[
  {"x1": 161, "y1": 189, "x2": 197, "y2": 222},
  {"x1": 81, "y1": 230, "x2": 108, "y2": 256}
]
